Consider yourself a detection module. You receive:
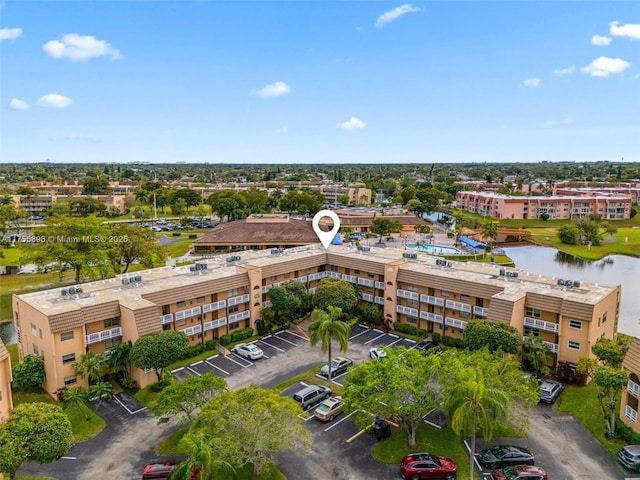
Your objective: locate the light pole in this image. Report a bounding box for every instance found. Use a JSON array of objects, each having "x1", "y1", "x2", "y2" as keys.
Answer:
[{"x1": 152, "y1": 171, "x2": 158, "y2": 221}]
